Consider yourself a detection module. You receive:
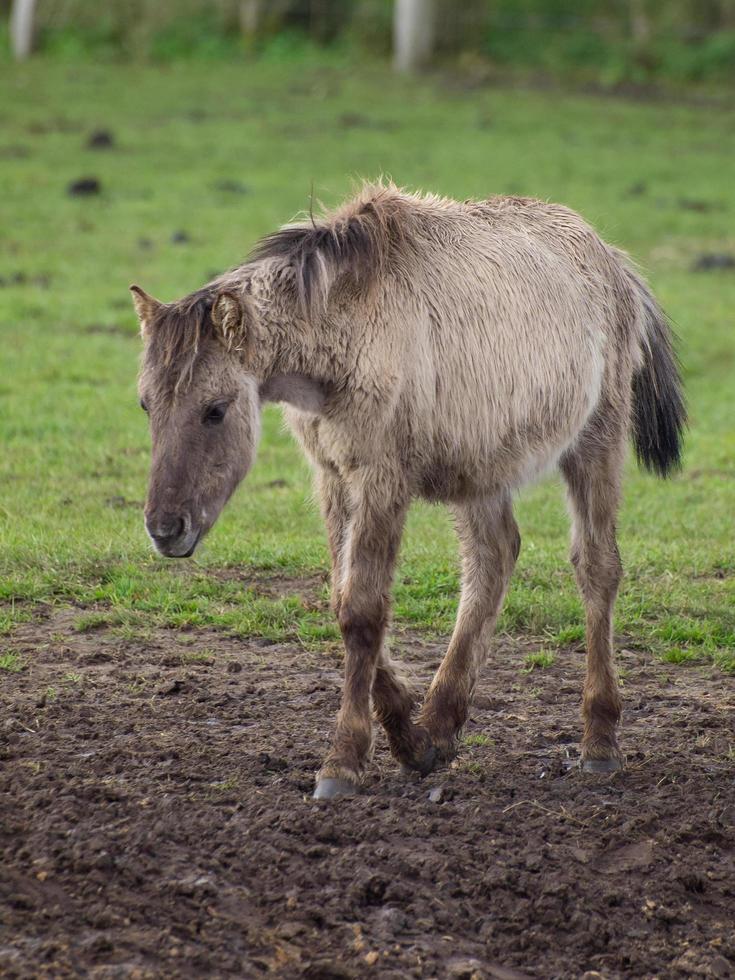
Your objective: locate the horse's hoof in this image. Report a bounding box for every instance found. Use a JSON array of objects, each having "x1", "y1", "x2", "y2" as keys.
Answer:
[
  {"x1": 313, "y1": 777, "x2": 358, "y2": 800},
  {"x1": 581, "y1": 756, "x2": 623, "y2": 773},
  {"x1": 401, "y1": 744, "x2": 439, "y2": 777}
]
